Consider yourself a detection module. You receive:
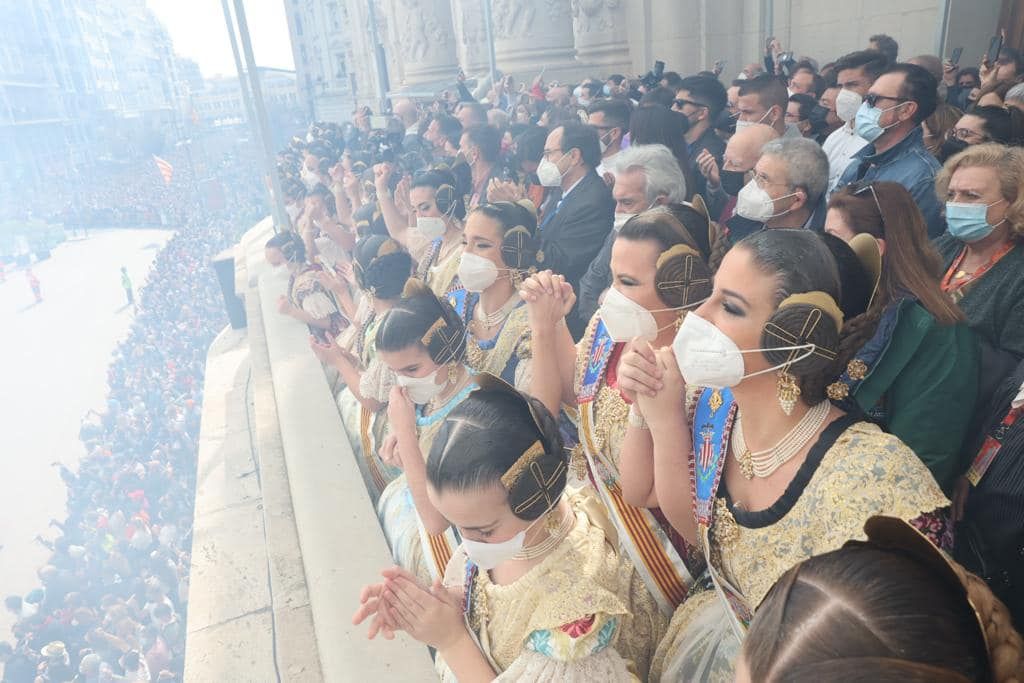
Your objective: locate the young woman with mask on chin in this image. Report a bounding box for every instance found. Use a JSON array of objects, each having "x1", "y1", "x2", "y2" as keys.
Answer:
[
  {"x1": 373, "y1": 279, "x2": 478, "y2": 585},
  {"x1": 615, "y1": 229, "x2": 951, "y2": 681},
  {"x1": 310, "y1": 234, "x2": 413, "y2": 502},
  {"x1": 353, "y1": 375, "x2": 665, "y2": 681},
  {"x1": 521, "y1": 207, "x2": 715, "y2": 626},
  {"x1": 450, "y1": 201, "x2": 541, "y2": 390},
  {"x1": 376, "y1": 166, "x2": 467, "y2": 298},
  {"x1": 935, "y1": 144, "x2": 1024, "y2": 358}
]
